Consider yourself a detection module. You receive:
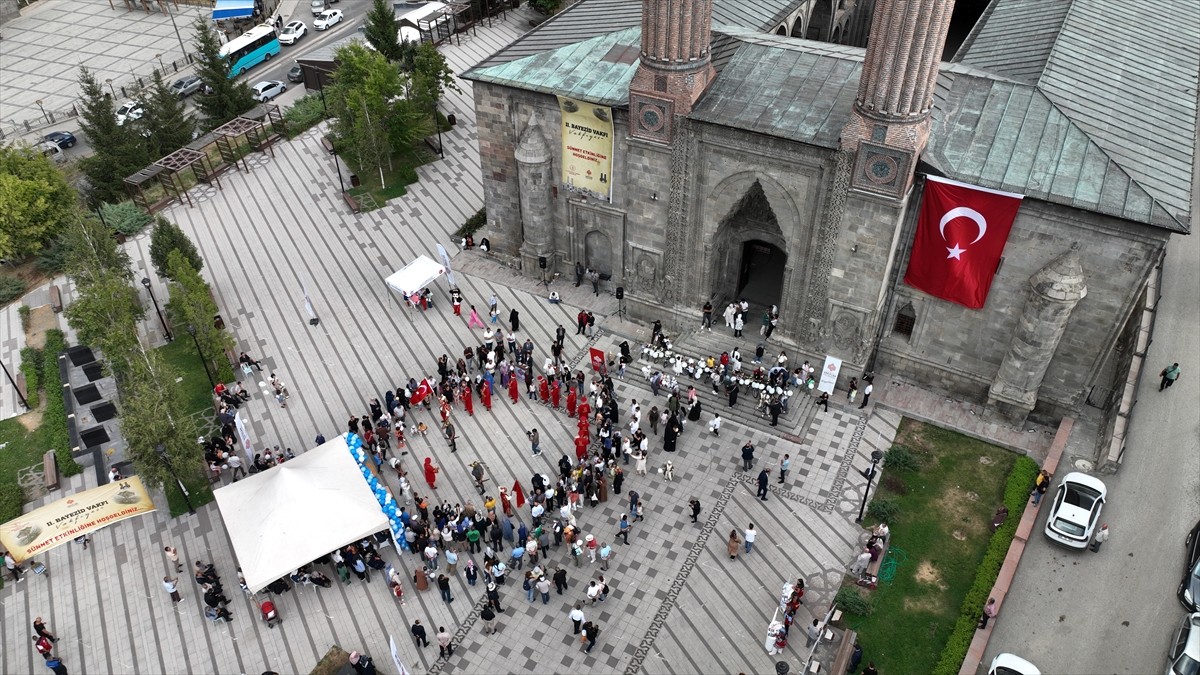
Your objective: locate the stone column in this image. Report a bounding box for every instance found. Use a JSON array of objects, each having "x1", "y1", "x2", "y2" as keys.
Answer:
[
  {"x1": 515, "y1": 113, "x2": 554, "y2": 274},
  {"x1": 988, "y1": 249, "x2": 1087, "y2": 421}
]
